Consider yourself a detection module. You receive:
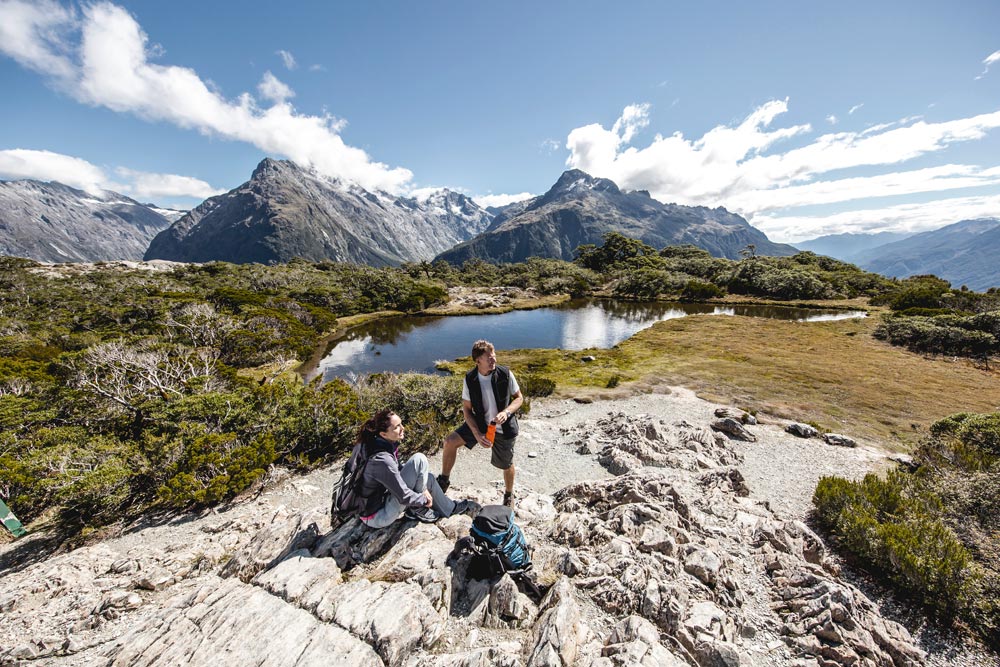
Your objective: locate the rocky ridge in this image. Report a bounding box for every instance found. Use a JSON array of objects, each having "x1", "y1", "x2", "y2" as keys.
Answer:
[
  {"x1": 435, "y1": 170, "x2": 797, "y2": 265},
  {"x1": 0, "y1": 404, "x2": 933, "y2": 667},
  {"x1": 144, "y1": 158, "x2": 493, "y2": 265}
]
